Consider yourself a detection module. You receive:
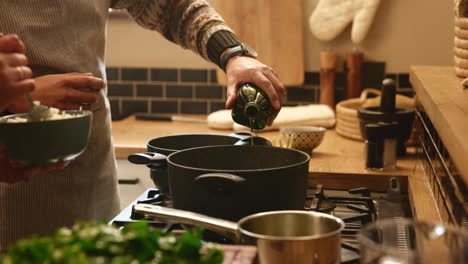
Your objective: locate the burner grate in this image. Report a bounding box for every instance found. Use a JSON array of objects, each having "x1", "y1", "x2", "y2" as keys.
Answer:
[
  {"x1": 110, "y1": 185, "x2": 397, "y2": 264},
  {"x1": 306, "y1": 185, "x2": 376, "y2": 224}
]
